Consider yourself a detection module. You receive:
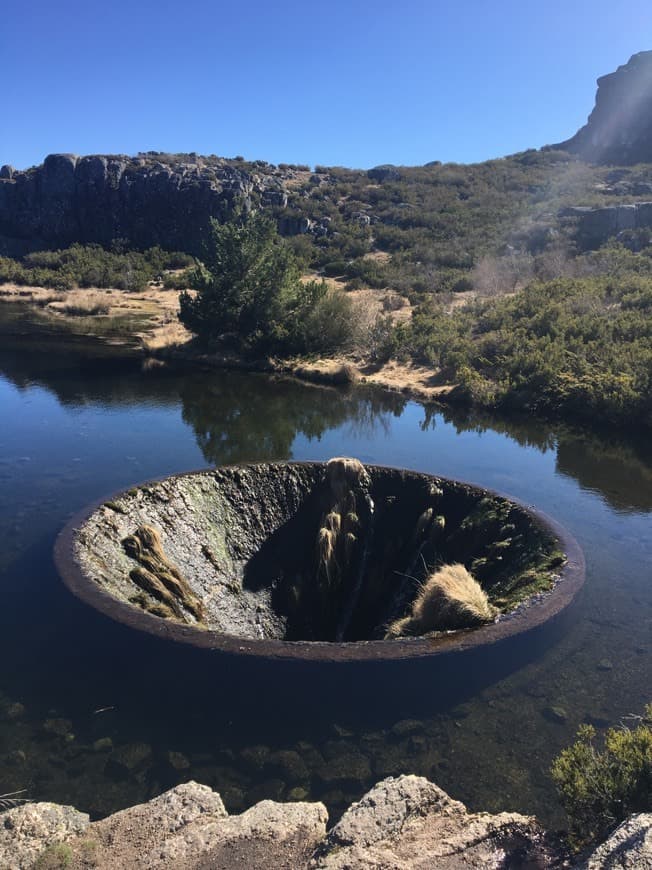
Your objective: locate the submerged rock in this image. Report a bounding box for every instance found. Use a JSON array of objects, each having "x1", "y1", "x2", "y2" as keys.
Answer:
[
  {"x1": 3, "y1": 702, "x2": 26, "y2": 721},
  {"x1": 240, "y1": 744, "x2": 271, "y2": 772},
  {"x1": 543, "y1": 705, "x2": 569, "y2": 724},
  {"x1": 42, "y1": 718, "x2": 73, "y2": 738},
  {"x1": 316, "y1": 751, "x2": 371, "y2": 787},
  {"x1": 266, "y1": 750, "x2": 310, "y2": 785},
  {"x1": 167, "y1": 750, "x2": 191, "y2": 771},
  {"x1": 107, "y1": 742, "x2": 152, "y2": 775},
  {"x1": 390, "y1": 719, "x2": 423, "y2": 739}
]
